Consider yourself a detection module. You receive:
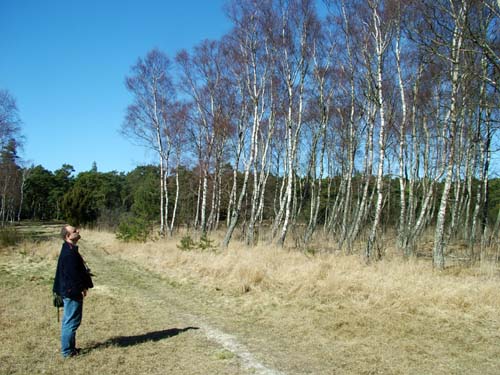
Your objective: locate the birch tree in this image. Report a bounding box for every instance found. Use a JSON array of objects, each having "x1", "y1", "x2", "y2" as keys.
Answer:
[
  {"x1": 222, "y1": 0, "x2": 271, "y2": 247},
  {"x1": 303, "y1": 20, "x2": 336, "y2": 244},
  {"x1": 0, "y1": 140, "x2": 22, "y2": 224},
  {"x1": 0, "y1": 90, "x2": 23, "y2": 225},
  {"x1": 268, "y1": 0, "x2": 319, "y2": 246},
  {"x1": 176, "y1": 40, "x2": 228, "y2": 234},
  {"x1": 432, "y1": 1, "x2": 468, "y2": 269},
  {"x1": 166, "y1": 102, "x2": 190, "y2": 235},
  {"x1": 365, "y1": 0, "x2": 394, "y2": 261},
  {"x1": 123, "y1": 49, "x2": 175, "y2": 236}
]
